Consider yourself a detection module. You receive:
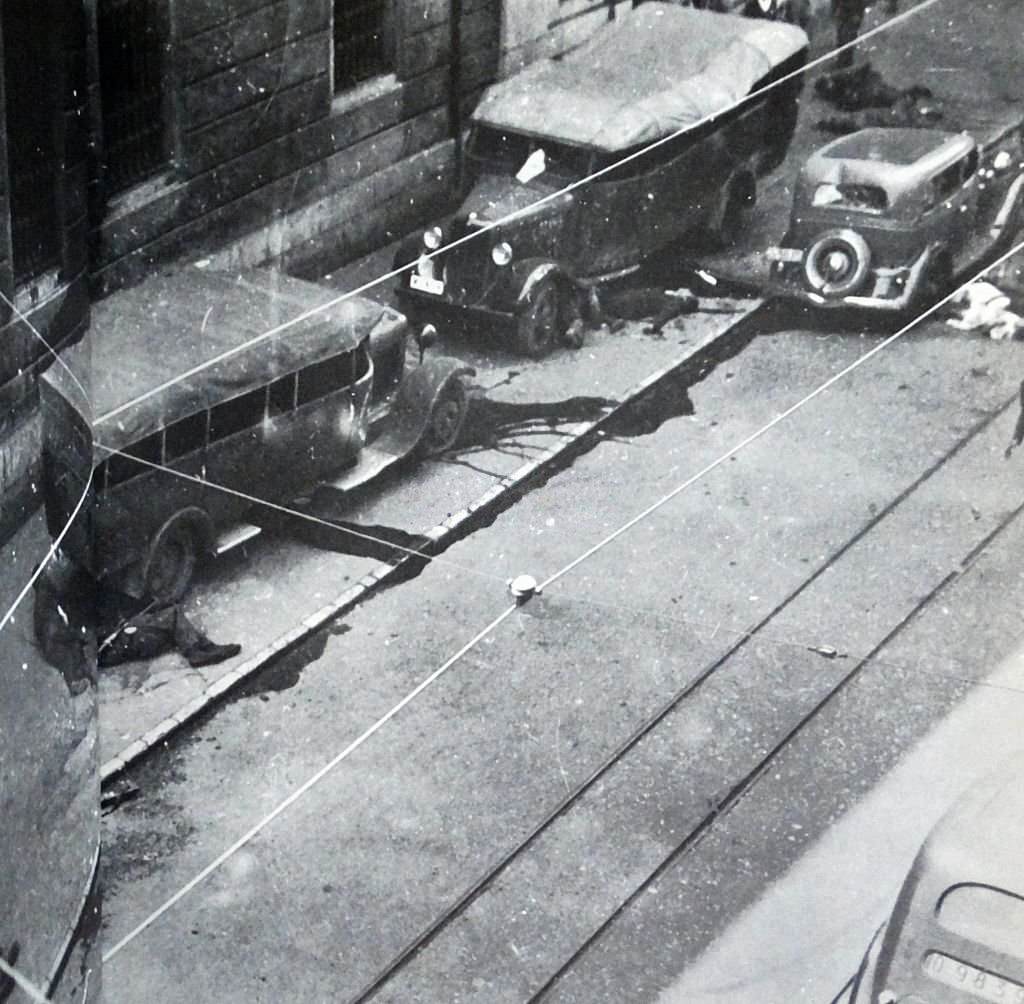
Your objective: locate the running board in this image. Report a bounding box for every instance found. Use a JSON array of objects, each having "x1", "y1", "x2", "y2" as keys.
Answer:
[
  {"x1": 215, "y1": 523, "x2": 263, "y2": 555},
  {"x1": 326, "y1": 444, "x2": 402, "y2": 493}
]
